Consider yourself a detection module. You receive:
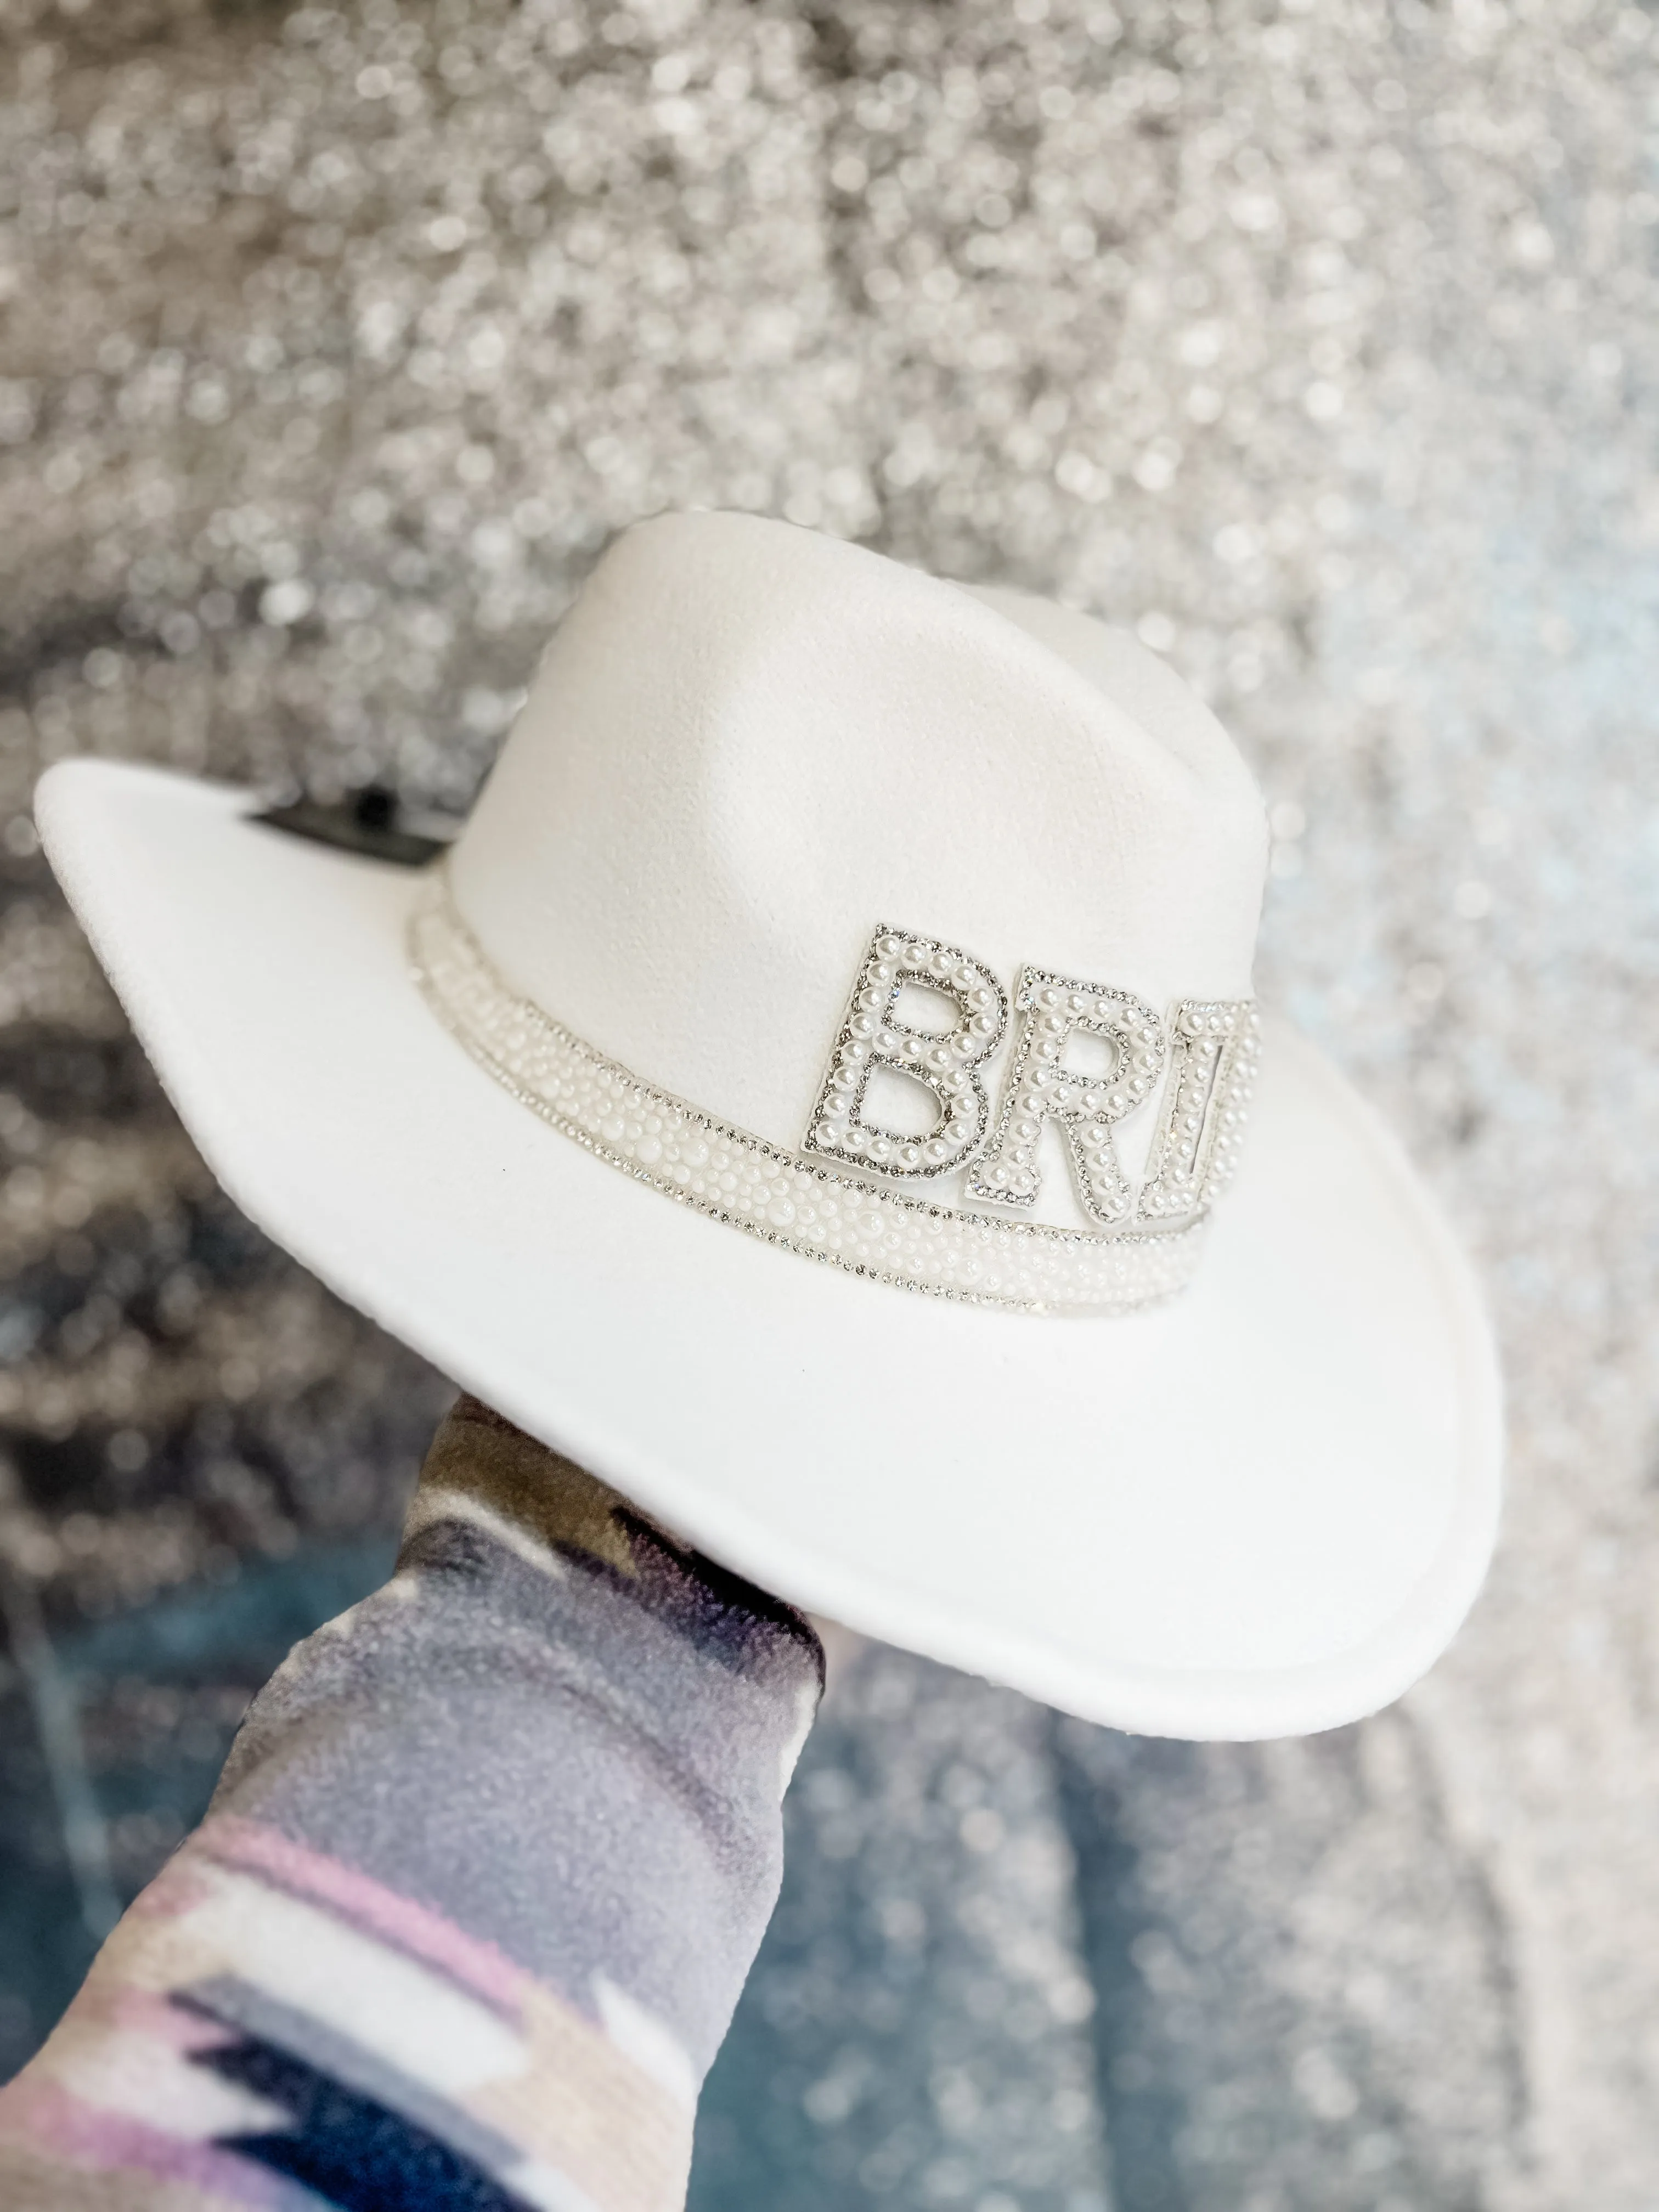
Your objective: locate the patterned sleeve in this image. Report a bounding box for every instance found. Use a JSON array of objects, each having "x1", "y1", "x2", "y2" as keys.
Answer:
[{"x1": 0, "y1": 1395, "x2": 825, "y2": 2211}]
